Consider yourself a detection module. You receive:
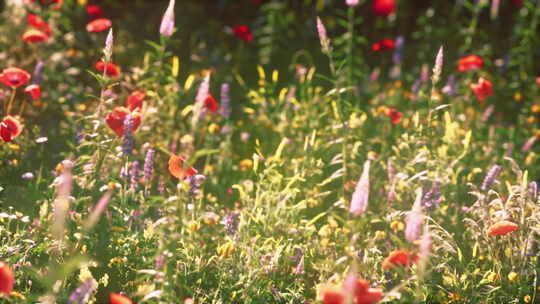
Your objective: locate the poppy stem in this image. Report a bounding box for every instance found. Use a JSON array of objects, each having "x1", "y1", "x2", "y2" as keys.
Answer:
[
  {"x1": 5, "y1": 87, "x2": 16, "y2": 115},
  {"x1": 18, "y1": 98, "x2": 26, "y2": 117}
]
